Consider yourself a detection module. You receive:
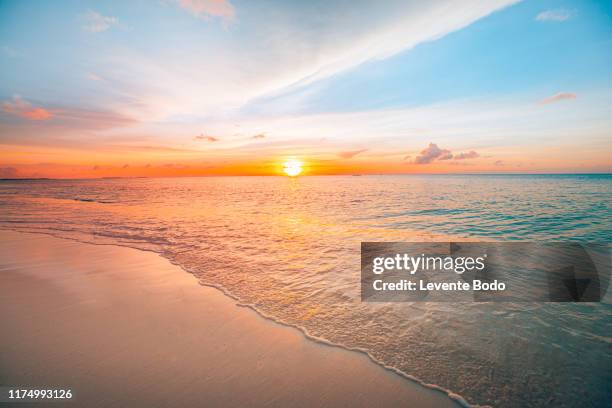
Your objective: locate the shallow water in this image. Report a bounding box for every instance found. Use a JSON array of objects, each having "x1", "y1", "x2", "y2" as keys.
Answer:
[{"x1": 1, "y1": 175, "x2": 610, "y2": 407}]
